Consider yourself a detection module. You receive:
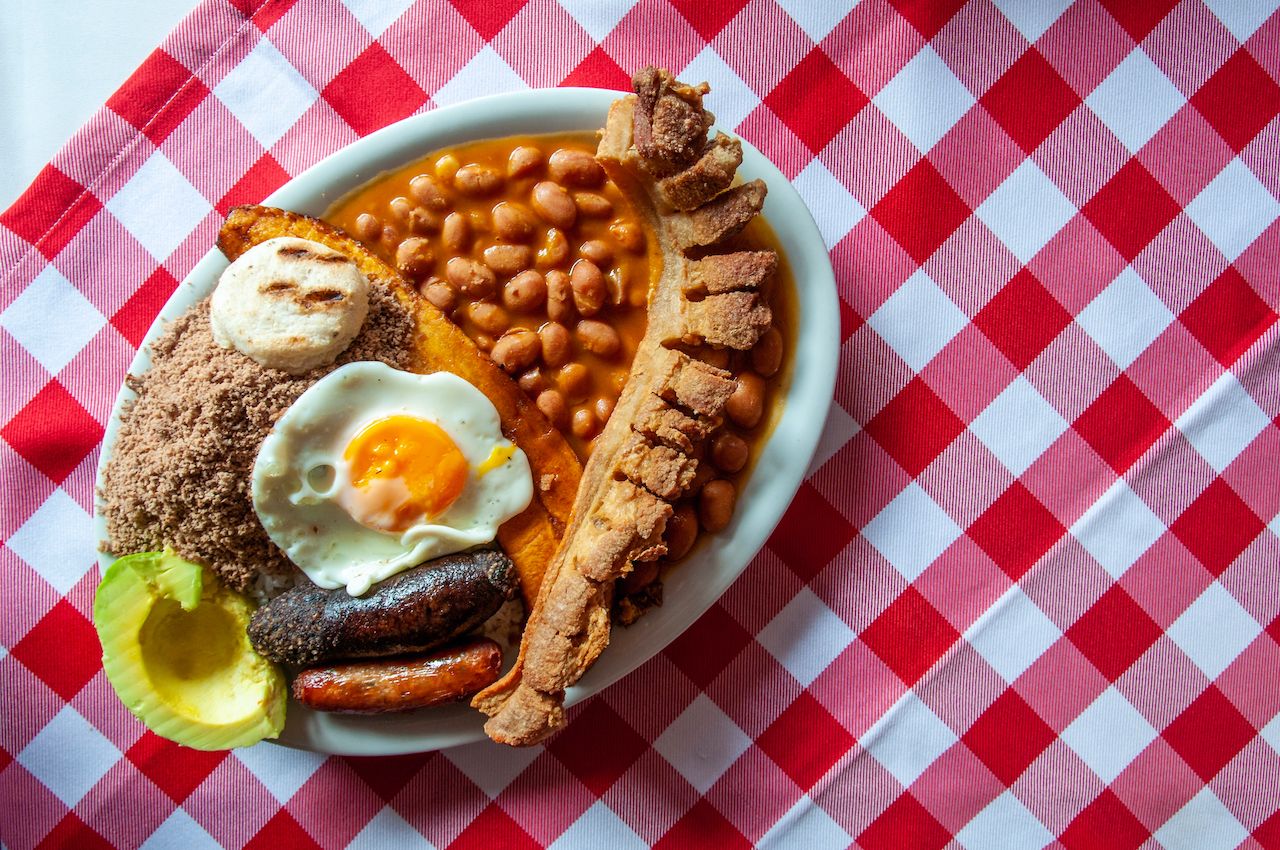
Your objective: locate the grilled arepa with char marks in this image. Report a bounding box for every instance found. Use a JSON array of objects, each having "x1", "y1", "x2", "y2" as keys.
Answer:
[
  {"x1": 217, "y1": 206, "x2": 581, "y2": 607},
  {"x1": 475, "y1": 67, "x2": 776, "y2": 745}
]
